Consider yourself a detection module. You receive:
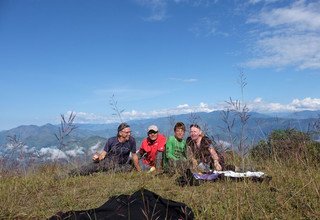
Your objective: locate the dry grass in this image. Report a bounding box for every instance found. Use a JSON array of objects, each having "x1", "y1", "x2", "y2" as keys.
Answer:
[{"x1": 0, "y1": 159, "x2": 319, "y2": 219}]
